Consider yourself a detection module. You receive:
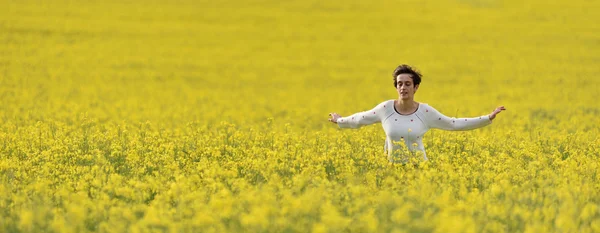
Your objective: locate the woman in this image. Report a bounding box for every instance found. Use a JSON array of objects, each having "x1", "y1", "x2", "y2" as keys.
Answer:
[{"x1": 328, "y1": 64, "x2": 506, "y2": 163}]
